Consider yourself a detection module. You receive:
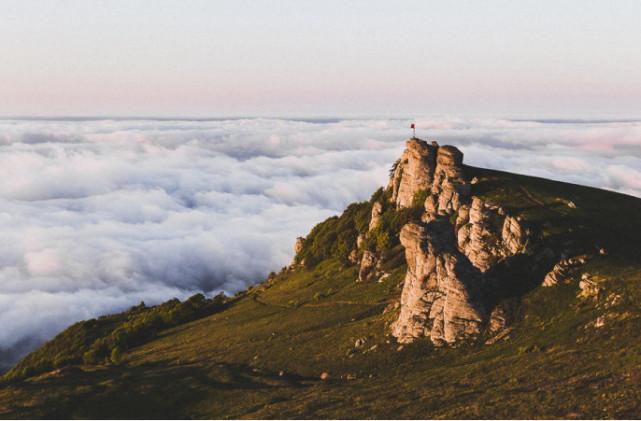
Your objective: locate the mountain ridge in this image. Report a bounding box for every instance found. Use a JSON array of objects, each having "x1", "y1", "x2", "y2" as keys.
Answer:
[{"x1": 1, "y1": 138, "x2": 641, "y2": 418}]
